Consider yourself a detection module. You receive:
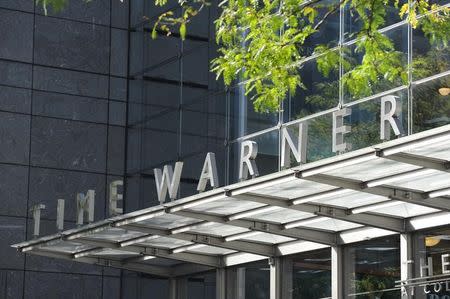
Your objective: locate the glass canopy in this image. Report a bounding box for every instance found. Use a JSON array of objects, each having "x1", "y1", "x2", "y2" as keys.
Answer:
[{"x1": 12, "y1": 125, "x2": 450, "y2": 277}]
